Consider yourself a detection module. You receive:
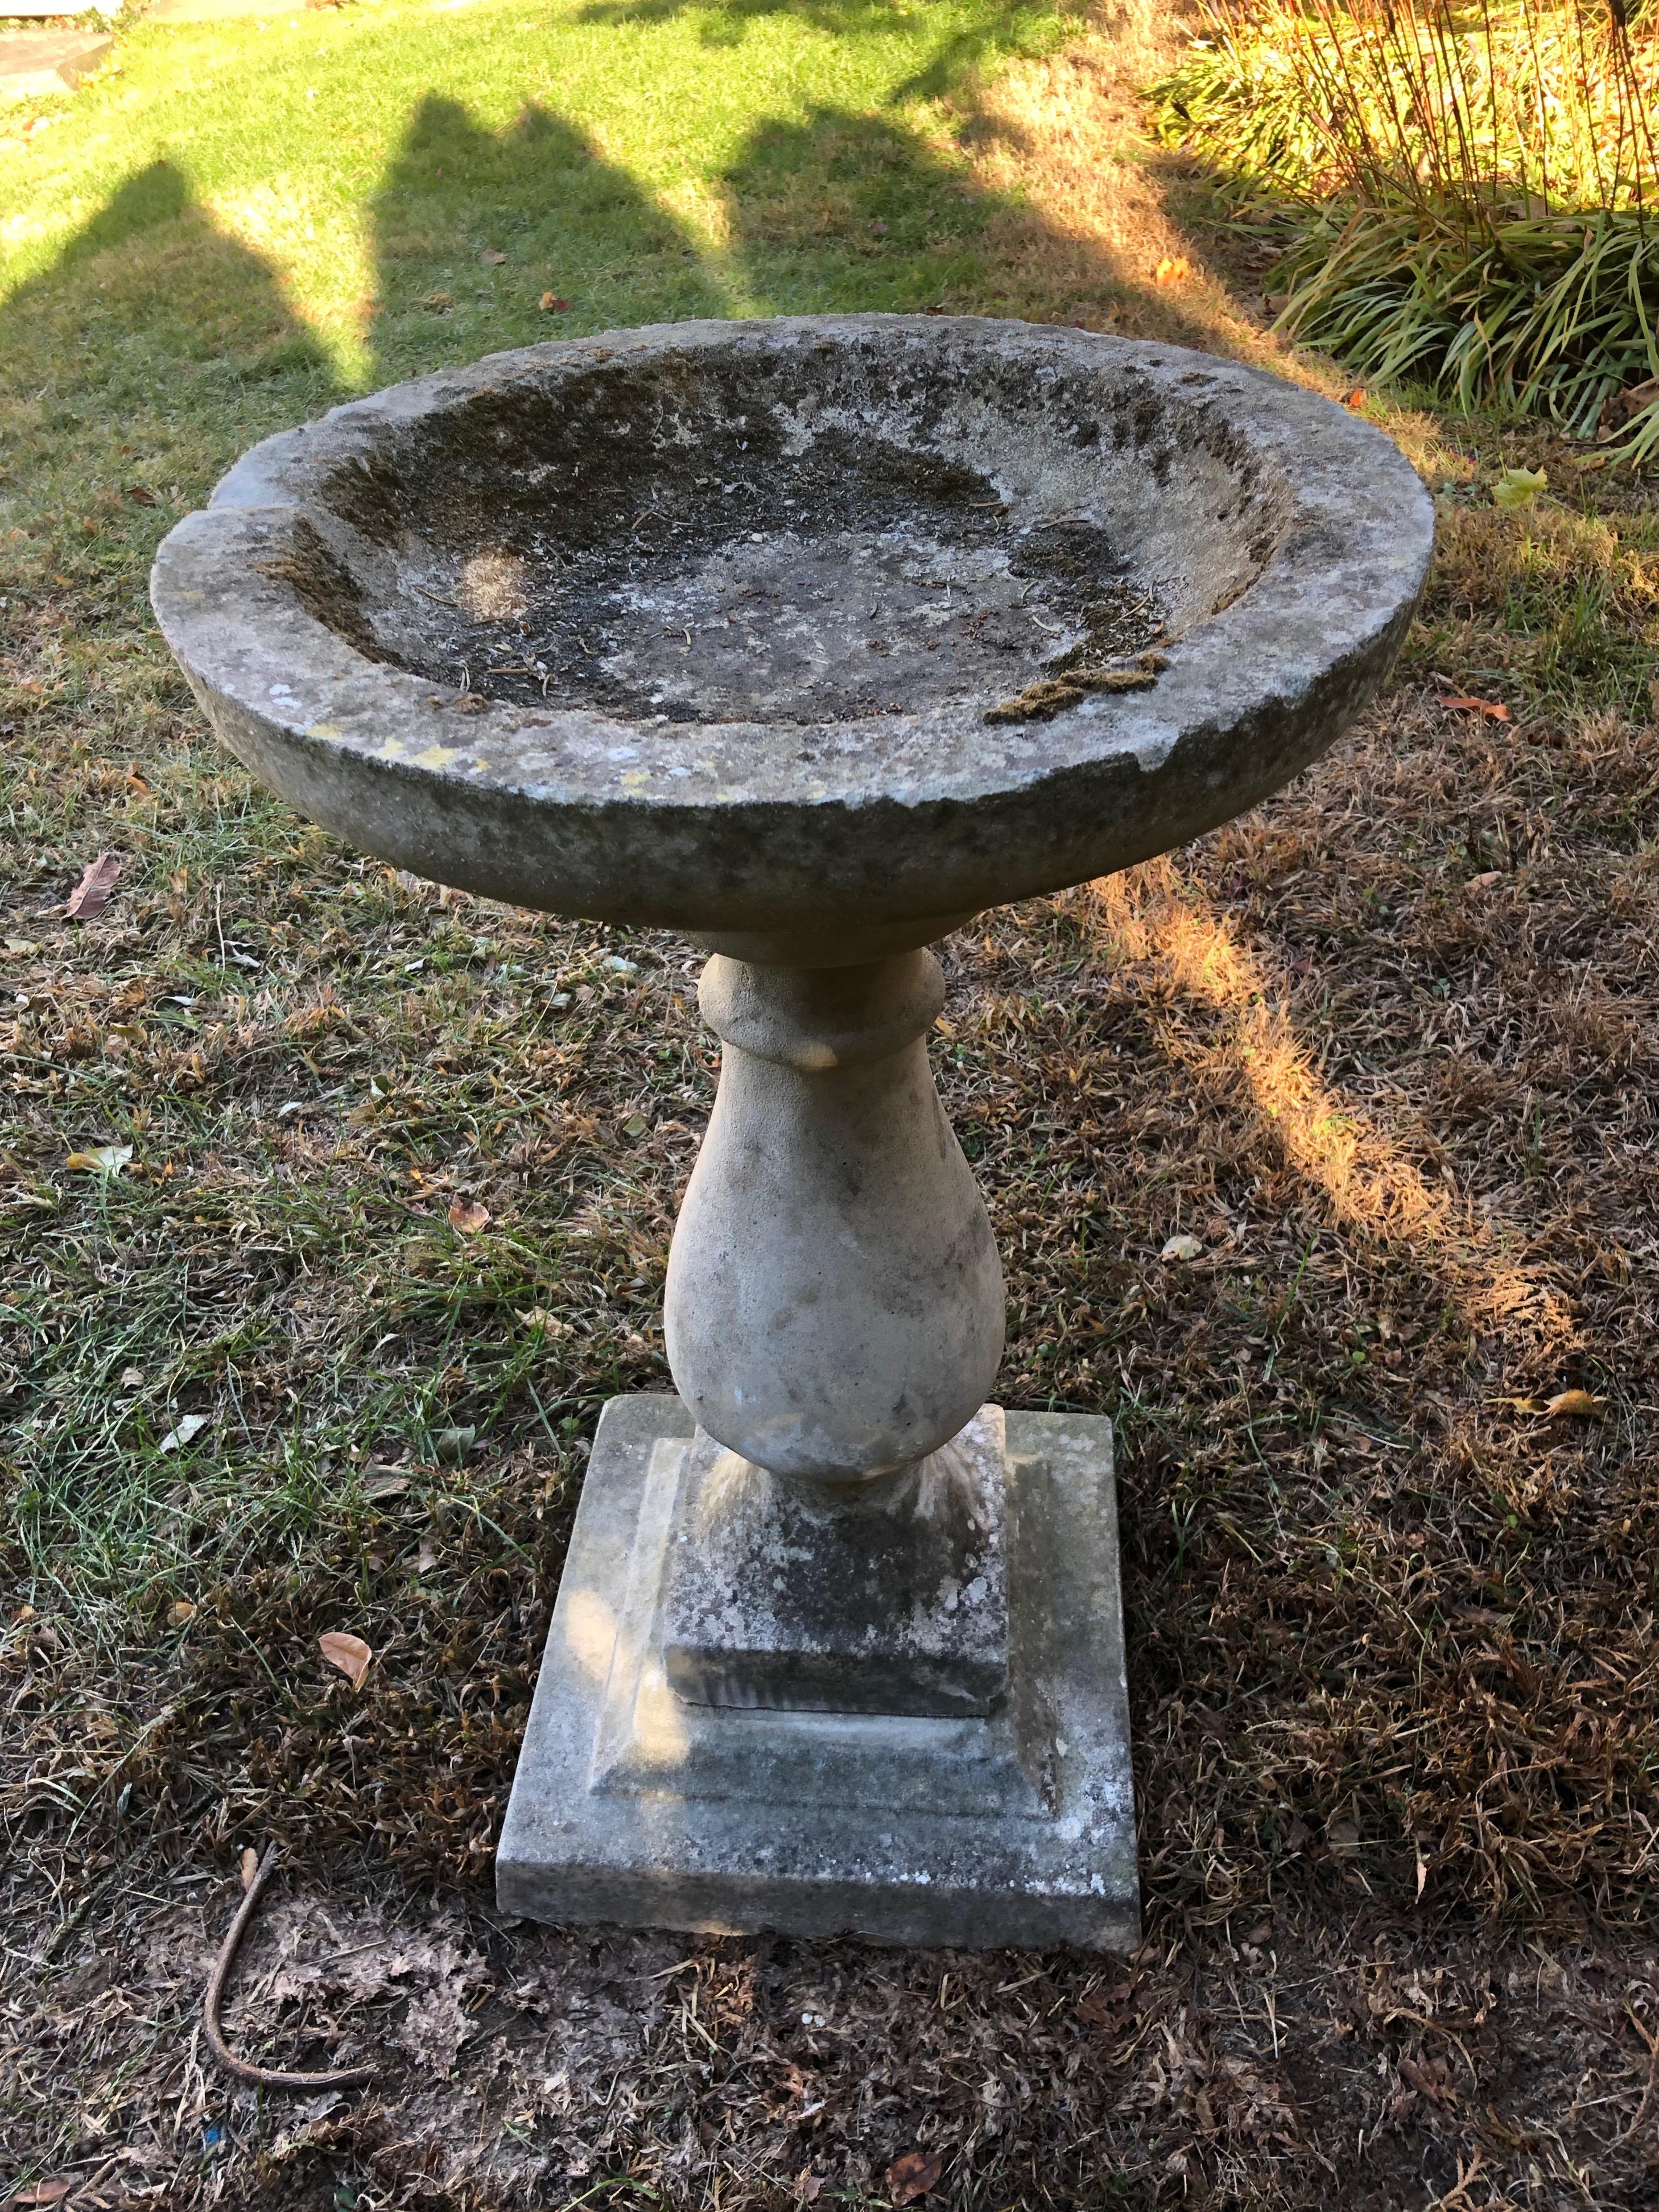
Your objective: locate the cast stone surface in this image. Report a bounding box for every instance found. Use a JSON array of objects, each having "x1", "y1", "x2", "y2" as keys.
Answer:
[
  {"x1": 152, "y1": 315, "x2": 1434, "y2": 1951},
  {"x1": 495, "y1": 1395, "x2": 1137, "y2": 1951}
]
